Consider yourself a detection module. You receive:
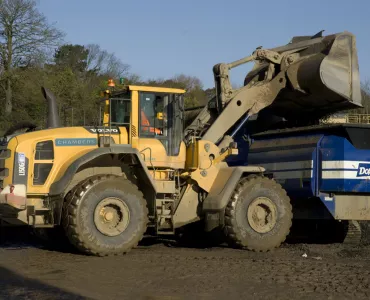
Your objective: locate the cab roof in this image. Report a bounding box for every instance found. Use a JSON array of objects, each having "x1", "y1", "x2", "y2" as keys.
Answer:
[{"x1": 128, "y1": 85, "x2": 186, "y2": 94}]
